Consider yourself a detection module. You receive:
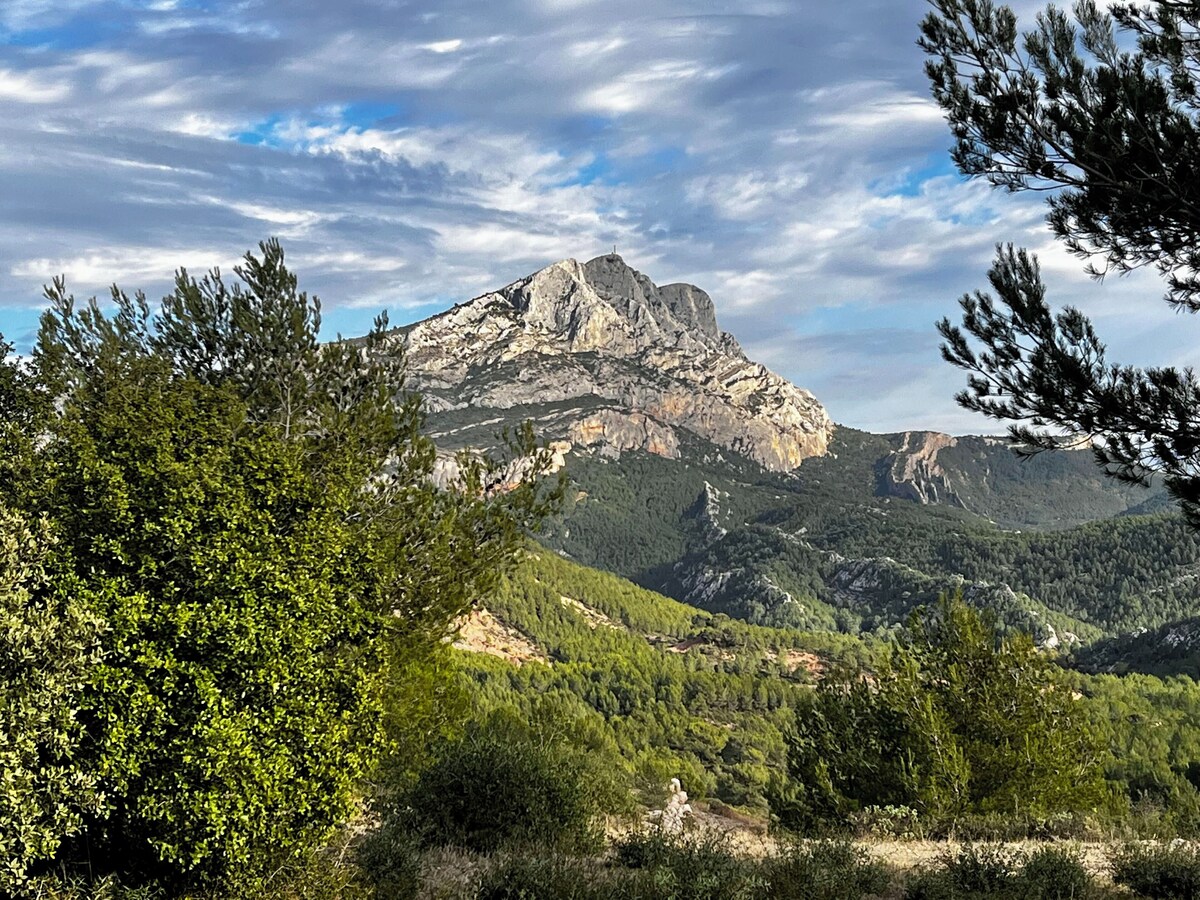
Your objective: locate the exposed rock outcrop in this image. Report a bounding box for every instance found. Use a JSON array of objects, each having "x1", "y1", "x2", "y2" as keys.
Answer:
[
  {"x1": 394, "y1": 253, "x2": 833, "y2": 471},
  {"x1": 451, "y1": 609, "x2": 546, "y2": 666},
  {"x1": 568, "y1": 410, "x2": 679, "y2": 459},
  {"x1": 882, "y1": 431, "x2": 965, "y2": 507},
  {"x1": 428, "y1": 441, "x2": 571, "y2": 492},
  {"x1": 687, "y1": 482, "x2": 728, "y2": 541}
]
